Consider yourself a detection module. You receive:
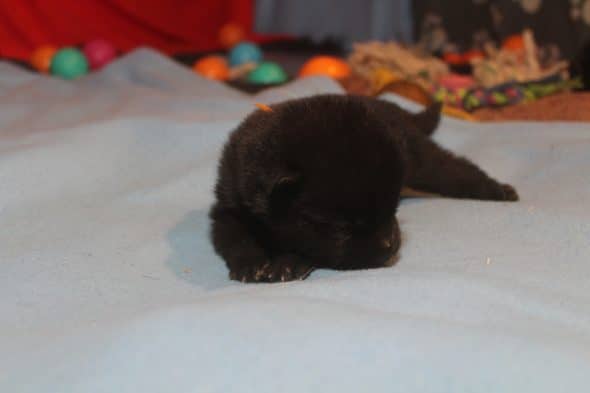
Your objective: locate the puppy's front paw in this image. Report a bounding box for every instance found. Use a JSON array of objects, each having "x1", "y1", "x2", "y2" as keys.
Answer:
[
  {"x1": 500, "y1": 184, "x2": 519, "y2": 201},
  {"x1": 229, "y1": 256, "x2": 314, "y2": 283},
  {"x1": 482, "y1": 182, "x2": 519, "y2": 202},
  {"x1": 229, "y1": 261, "x2": 272, "y2": 283},
  {"x1": 272, "y1": 254, "x2": 315, "y2": 282}
]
